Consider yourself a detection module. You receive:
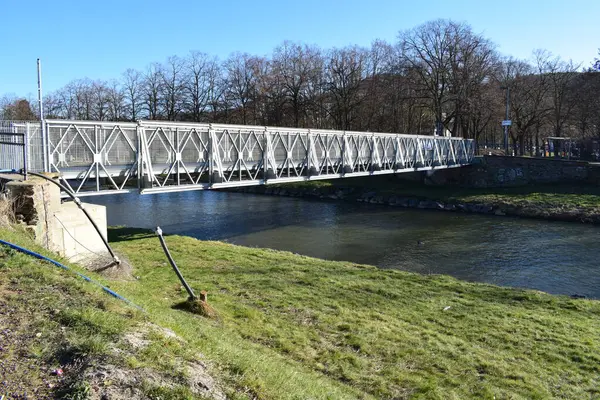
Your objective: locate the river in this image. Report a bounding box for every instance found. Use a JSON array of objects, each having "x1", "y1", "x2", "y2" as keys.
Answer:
[{"x1": 88, "y1": 190, "x2": 600, "y2": 298}]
